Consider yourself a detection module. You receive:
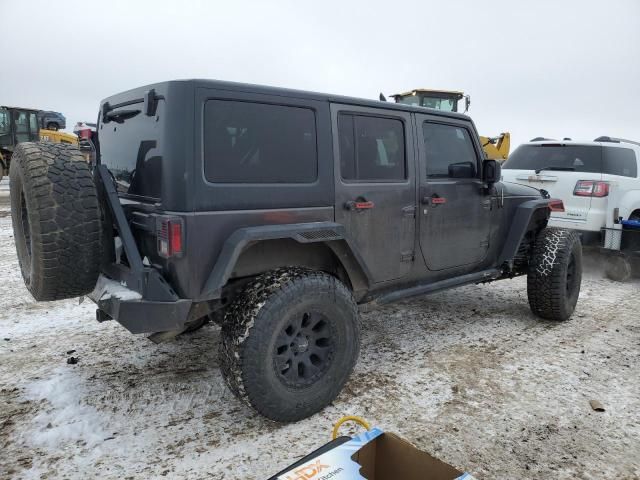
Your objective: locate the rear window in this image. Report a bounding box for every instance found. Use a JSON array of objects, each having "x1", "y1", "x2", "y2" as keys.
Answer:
[
  {"x1": 503, "y1": 145, "x2": 602, "y2": 173},
  {"x1": 204, "y1": 100, "x2": 317, "y2": 183},
  {"x1": 503, "y1": 144, "x2": 637, "y2": 177}
]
